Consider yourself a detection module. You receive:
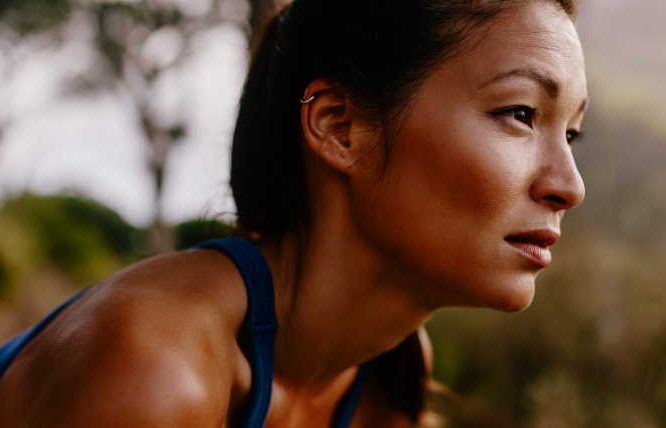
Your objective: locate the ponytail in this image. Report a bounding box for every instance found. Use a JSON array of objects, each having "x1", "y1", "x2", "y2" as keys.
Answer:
[
  {"x1": 230, "y1": 0, "x2": 577, "y2": 422},
  {"x1": 231, "y1": 8, "x2": 305, "y2": 238},
  {"x1": 368, "y1": 331, "x2": 427, "y2": 422},
  {"x1": 231, "y1": 9, "x2": 428, "y2": 419}
]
